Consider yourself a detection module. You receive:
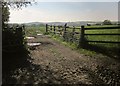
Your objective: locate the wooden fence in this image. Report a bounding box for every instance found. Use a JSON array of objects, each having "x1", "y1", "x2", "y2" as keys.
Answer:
[{"x1": 46, "y1": 24, "x2": 120, "y2": 47}]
